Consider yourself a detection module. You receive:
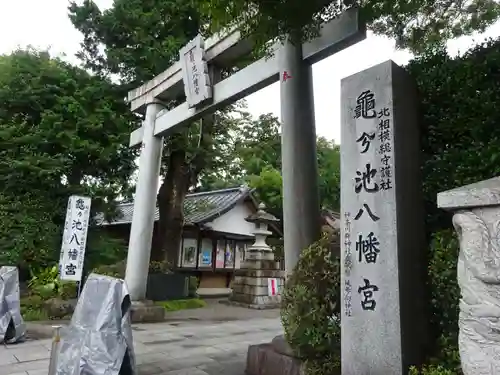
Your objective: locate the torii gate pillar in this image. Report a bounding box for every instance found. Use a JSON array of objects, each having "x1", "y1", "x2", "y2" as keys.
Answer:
[
  {"x1": 280, "y1": 41, "x2": 321, "y2": 275},
  {"x1": 124, "y1": 102, "x2": 164, "y2": 301}
]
